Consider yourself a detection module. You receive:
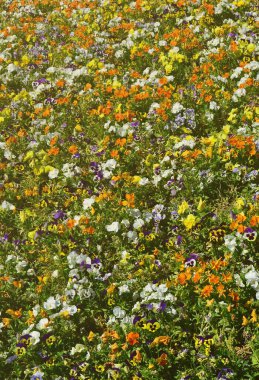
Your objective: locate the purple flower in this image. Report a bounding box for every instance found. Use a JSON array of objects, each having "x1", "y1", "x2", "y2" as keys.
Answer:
[
  {"x1": 185, "y1": 254, "x2": 198, "y2": 268},
  {"x1": 30, "y1": 372, "x2": 43, "y2": 380},
  {"x1": 176, "y1": 235, "x2": 183, "y2": 245},
  {"x1": 53, "y1": 210, "x2": 65, "y2": 219},
  {"x1": 217, "y1": 368, "x2": 234, "y2": 379},
  {"x1": 6, "y1": 355, "x2": 17, "y2": 363},
  {"x1": 244, "y1": 227, "x2": 257, "y2": 241},
  {"x1": 158, "y1": 301, "x2": 167, "y2": 312}
]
